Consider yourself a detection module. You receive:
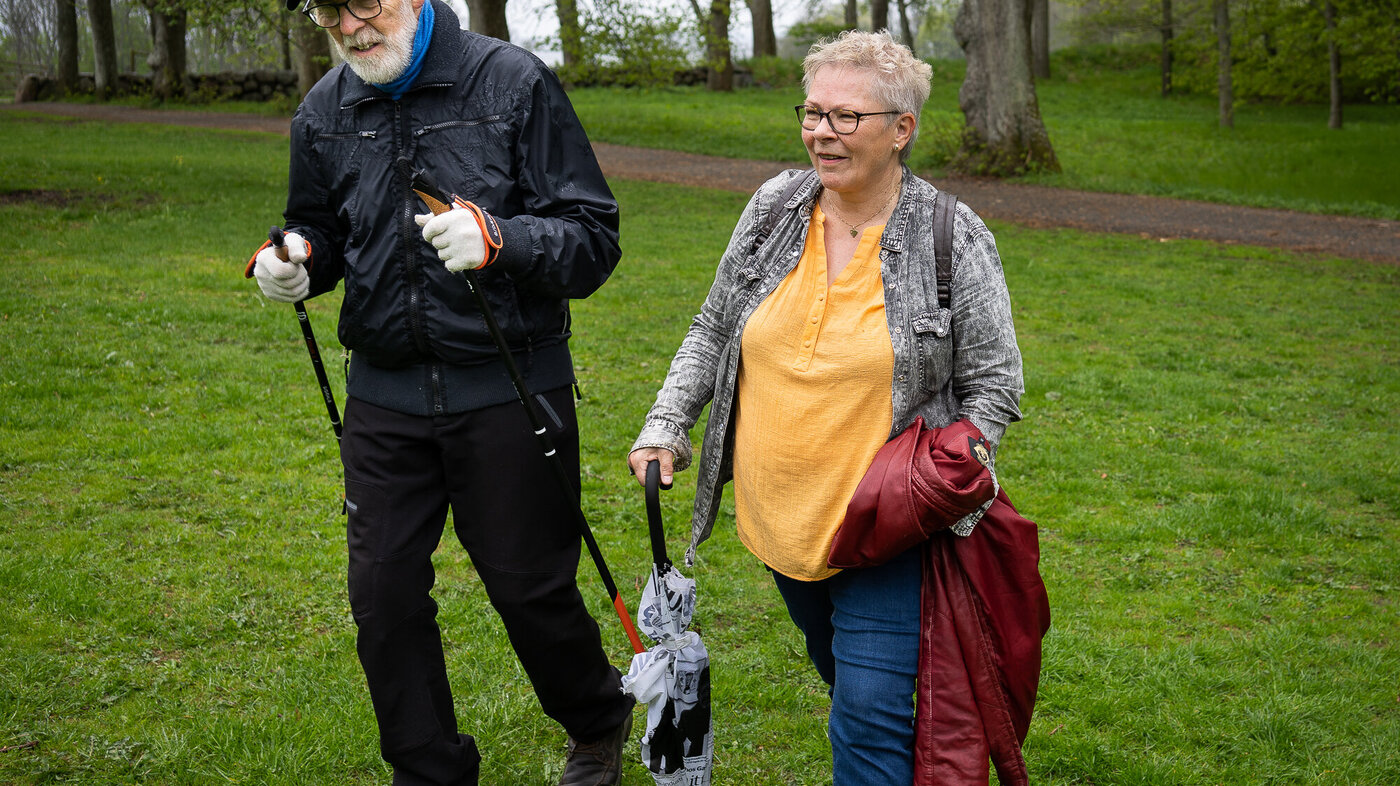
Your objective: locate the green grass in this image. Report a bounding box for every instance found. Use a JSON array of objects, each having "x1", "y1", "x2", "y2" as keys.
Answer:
[
  {"x1": 2, "y1": 114, "x2": 1399, "y2": 784},
  {"x1": 567, "y1": 54, "x2": 1400, "y2": 221}
]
